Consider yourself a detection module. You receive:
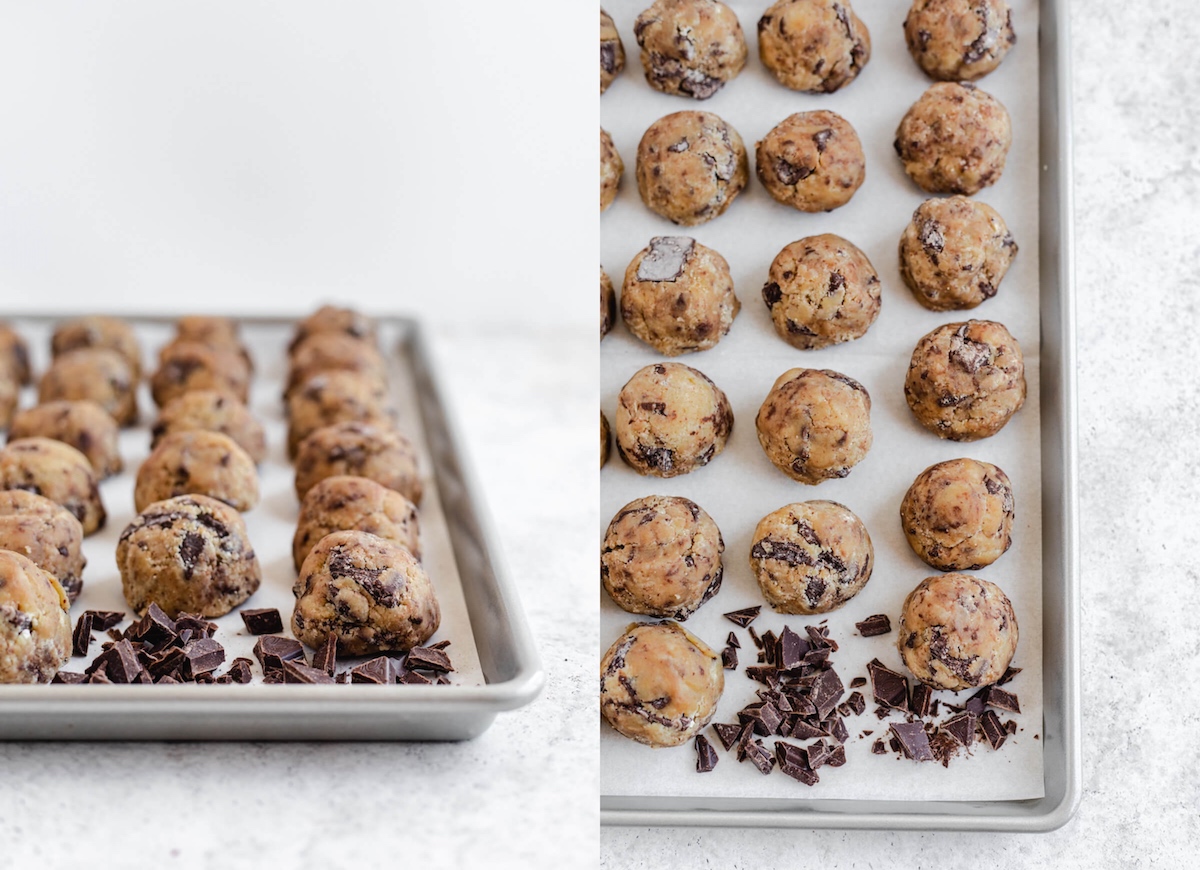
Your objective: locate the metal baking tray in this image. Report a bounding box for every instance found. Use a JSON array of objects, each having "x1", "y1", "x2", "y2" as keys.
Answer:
[
  {"x1": 600, "y1": 0, "x2": 1079, "y2": 830},
  {"x1": 0, "y1": 314, "x2": 543, "y2": 740}
]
